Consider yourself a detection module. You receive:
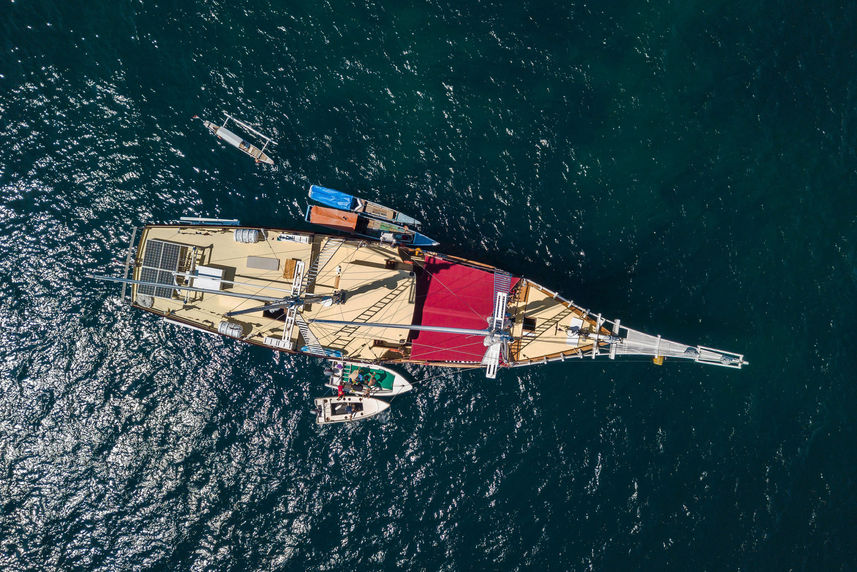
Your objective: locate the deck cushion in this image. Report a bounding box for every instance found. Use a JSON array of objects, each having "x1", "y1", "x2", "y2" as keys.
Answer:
[{"x1": 246, "y1": 256, "x2": 280, "y2": 271}]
